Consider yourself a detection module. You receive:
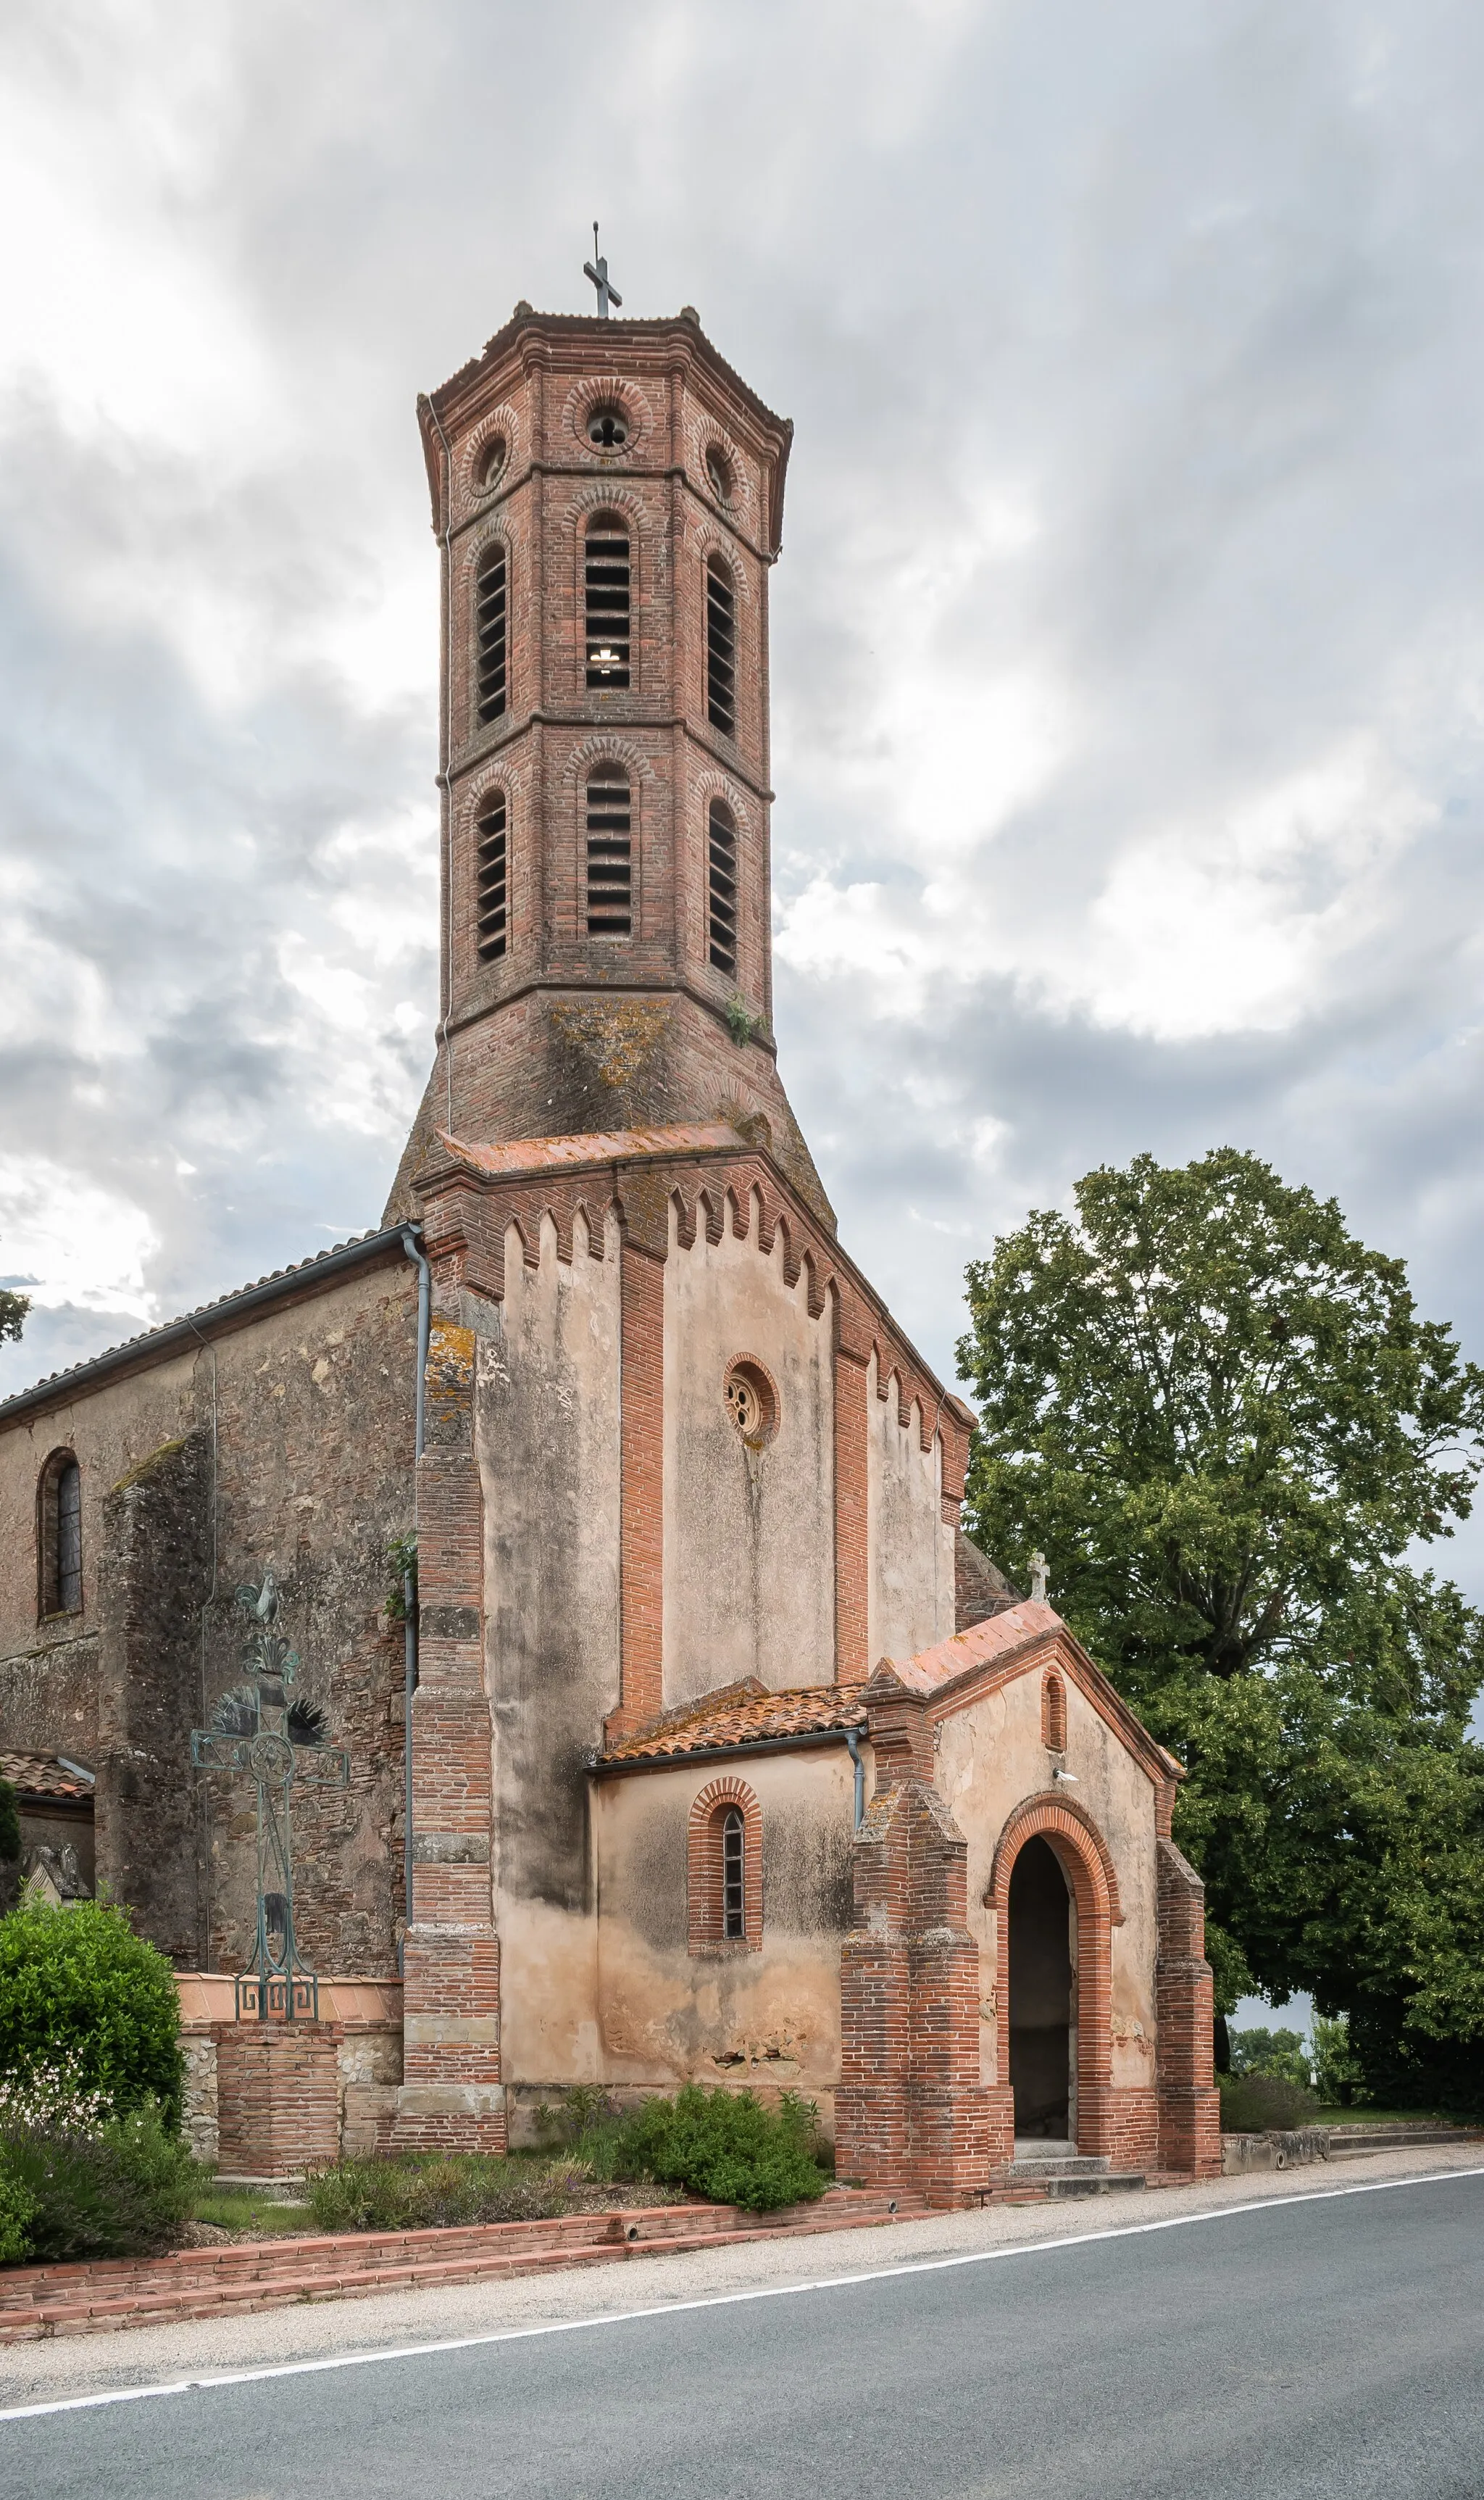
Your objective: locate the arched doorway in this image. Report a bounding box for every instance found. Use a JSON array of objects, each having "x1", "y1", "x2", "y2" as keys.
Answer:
[{"x1": 1007, "y1": 1835, "x2": 1074, "y2": 2141}]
